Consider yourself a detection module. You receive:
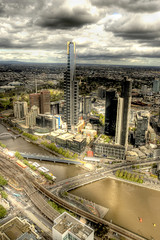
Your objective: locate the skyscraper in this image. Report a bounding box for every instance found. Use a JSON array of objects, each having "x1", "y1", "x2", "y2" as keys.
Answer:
[
  {"x1": 115, "y1": 77, "x2": 132, "y2": 147},
  {"x1": 104, "y1": 89, "x2": 117, "y2": 136},
  {"x1": 40, "y1": 90, "x2": 50, "y2": 114},
  {"x1": 134, "y1": 111, "x2": 149, "y2": 146},
  {"x1": 153, "y1": 78, "x2": 160, "y2": 93},
  {"x1": 13, "y1": 101, "x2": 28, "y2": 119},
  {"x1": 29, "y1": 90, "x2": 50, "y2": 114},
  {"x1": 64, "y1": 42, "x2": 79, "y2": 132}
]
